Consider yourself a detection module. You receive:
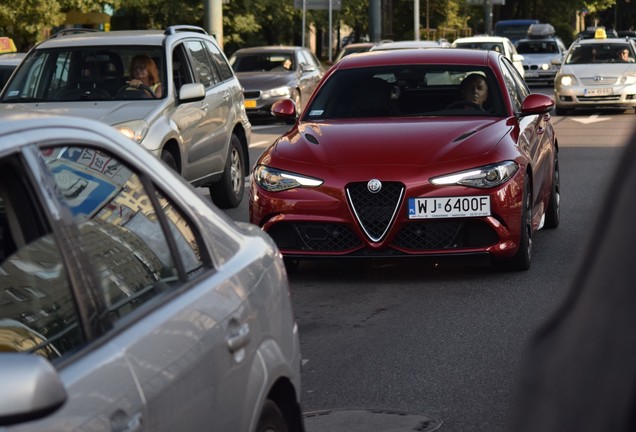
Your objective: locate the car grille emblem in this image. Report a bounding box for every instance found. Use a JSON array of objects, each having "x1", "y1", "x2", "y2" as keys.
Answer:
[{"x1": 367, "y1": 179, "x2": 382, "y2": 193}]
